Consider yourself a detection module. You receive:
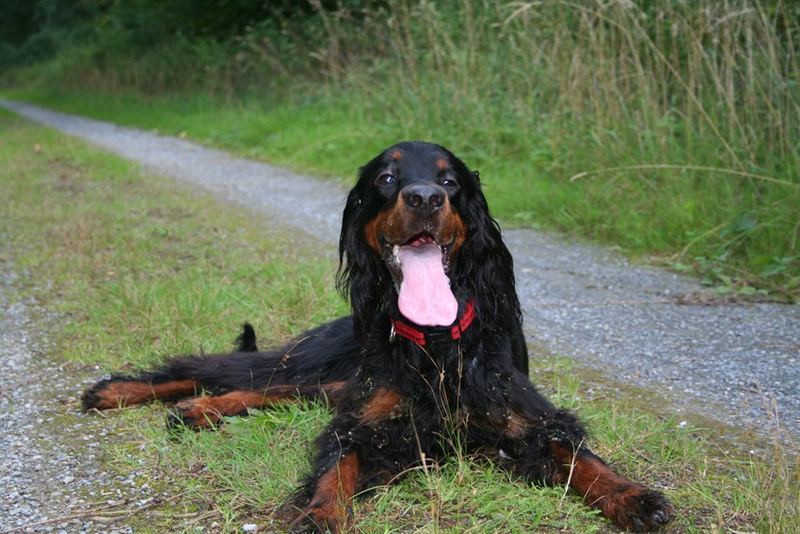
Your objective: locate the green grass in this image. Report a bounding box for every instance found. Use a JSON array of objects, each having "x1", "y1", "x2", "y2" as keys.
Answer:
[
  {"x1": 3, "y1": 0, "x2": 799, "y2": 299},
  {"x1": 1, "y1": 111, "x2": 798, "y2": 532},
  {"x1": 5, "y1": 76, "x2": 798, "y2": 300},
  {"x1": 0, "y1": 107, "x2": 348, "y2": 368}
]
